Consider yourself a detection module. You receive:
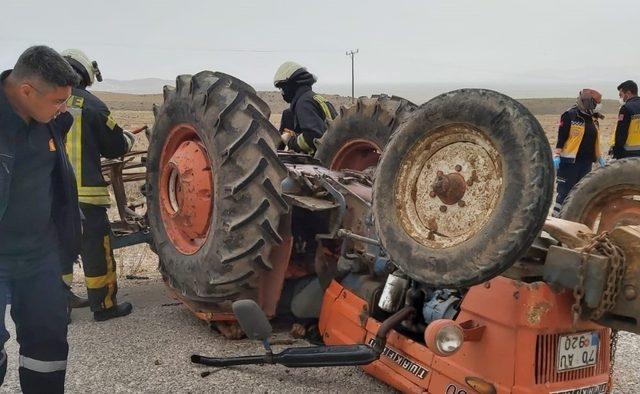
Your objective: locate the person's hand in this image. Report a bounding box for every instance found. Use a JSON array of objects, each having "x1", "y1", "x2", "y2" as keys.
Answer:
[
  {"x1": 281, "y1": 128, "x2": 295, "y2": 145},
  {"x1": 553, "y1": 156, "x2": 560, "y2": 170},
  {"x1": 598, "y1": 156, "x2": 606, "y2": 168}
]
